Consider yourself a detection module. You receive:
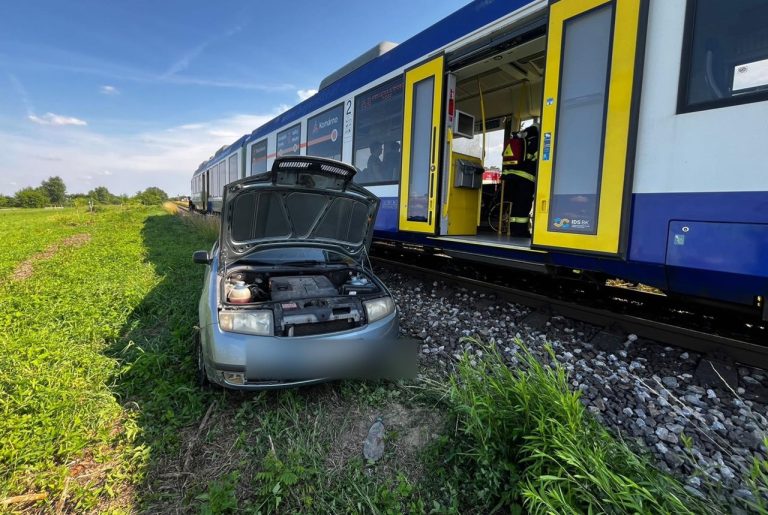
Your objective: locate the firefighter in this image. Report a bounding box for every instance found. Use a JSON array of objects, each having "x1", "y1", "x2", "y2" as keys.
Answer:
[{"x1": 501, "y1": 124, "x2": 538, "y2": 236}]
